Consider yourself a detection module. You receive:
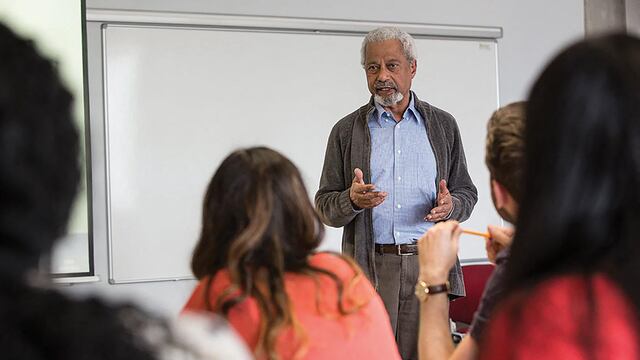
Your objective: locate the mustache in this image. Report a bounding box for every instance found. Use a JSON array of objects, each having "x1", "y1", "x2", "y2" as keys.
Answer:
[{"x1": 375, "y1": 81, "x2": 397, "y2": 90}]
